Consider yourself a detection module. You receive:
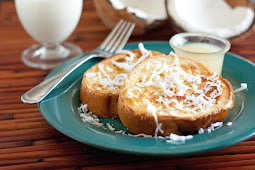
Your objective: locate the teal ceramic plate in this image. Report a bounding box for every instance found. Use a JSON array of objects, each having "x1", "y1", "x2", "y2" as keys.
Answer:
[{"x1": 38, "y1": 41, "x2": 255, "y2": 156}]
